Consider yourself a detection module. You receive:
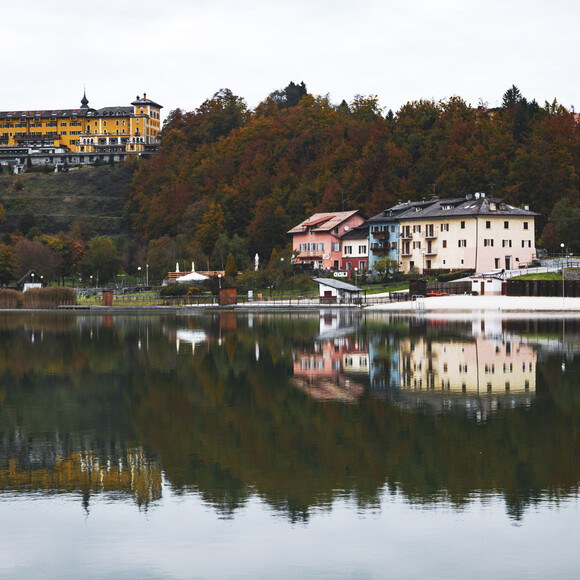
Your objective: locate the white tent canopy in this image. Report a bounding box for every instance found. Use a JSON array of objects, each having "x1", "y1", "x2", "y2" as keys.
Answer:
[{"x1": 175, "y1": 272, "x2": 209, "y2": 283}]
